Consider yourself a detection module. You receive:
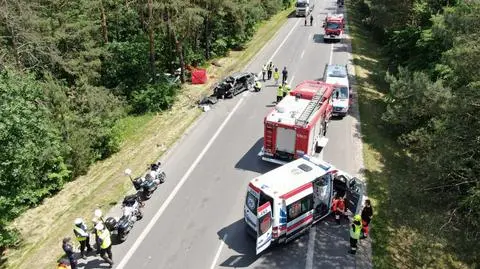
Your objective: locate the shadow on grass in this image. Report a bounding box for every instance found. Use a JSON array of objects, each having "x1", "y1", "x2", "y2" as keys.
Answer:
[{"x1": 347, "y1": 1, "x2": 478, "y2": 269}]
